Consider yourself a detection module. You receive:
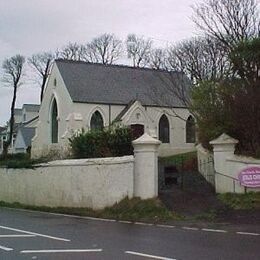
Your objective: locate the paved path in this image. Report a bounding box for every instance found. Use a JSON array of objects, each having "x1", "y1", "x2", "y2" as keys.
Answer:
[{"x1": 0, "y1": 207, "x2": 259, "y2": 259}]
